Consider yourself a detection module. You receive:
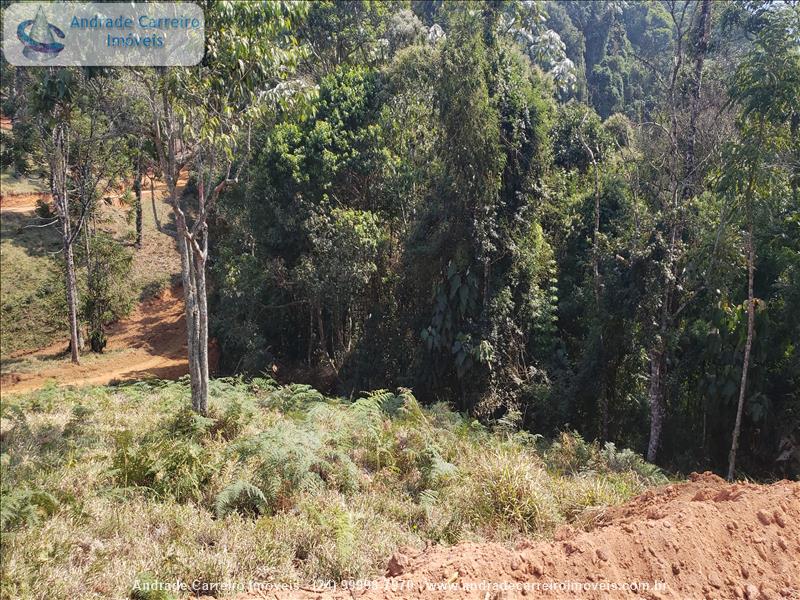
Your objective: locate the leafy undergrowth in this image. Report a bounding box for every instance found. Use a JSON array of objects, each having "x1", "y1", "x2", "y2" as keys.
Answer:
[{"x1": 0, "y1": 379, "x2": 667, "y2": 599}]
